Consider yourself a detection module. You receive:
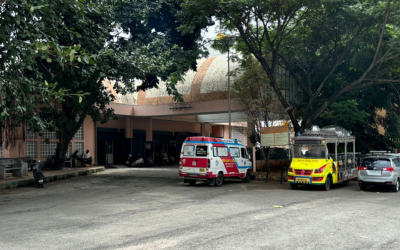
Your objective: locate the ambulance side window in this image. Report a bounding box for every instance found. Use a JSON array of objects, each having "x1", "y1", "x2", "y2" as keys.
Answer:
[
  {"x1": 214, "y1": 147, "x2": 228, "y2": 157},
  {"x1": 241, "y1": 148, "x2": 247, "y2": 158},
  {"x1": 230, "y1": 147, "x2": 240, "y2": 157}
]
